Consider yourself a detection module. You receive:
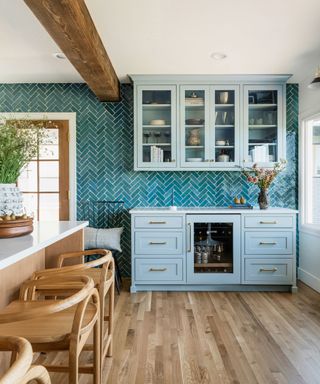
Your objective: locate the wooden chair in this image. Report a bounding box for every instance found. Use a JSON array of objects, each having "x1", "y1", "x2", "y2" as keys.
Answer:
[
  {"x1": 0, "y1": 336, "x2": 50, "y2": 384},
  {"x1": 0, "y1": 275, "x2": 100, "y2": 384},
  {"x1": 32, "y1": 249, "x2": 115, "y2": 361}
]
